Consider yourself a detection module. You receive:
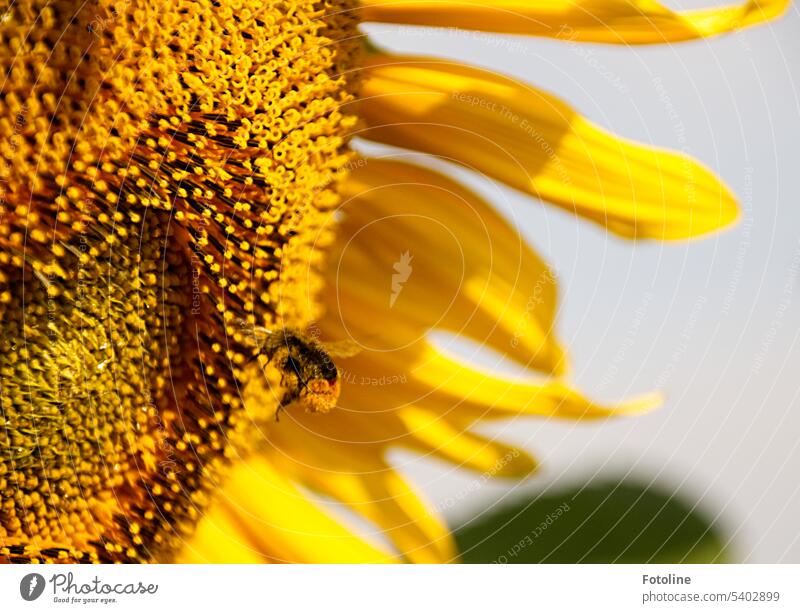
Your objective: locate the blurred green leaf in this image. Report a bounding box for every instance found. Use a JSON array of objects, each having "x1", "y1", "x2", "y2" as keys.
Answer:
[{"x1": 454, "y1": 480, "x2": 729, "y2": 563}]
